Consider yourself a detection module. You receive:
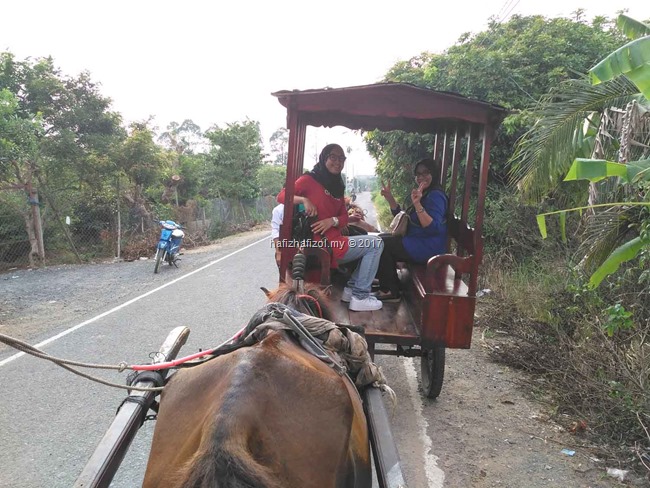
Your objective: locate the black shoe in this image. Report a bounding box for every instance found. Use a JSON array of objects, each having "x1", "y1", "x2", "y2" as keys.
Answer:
[{"x1": 375, "y1": 290, "x2": 401, "y2": 302}]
